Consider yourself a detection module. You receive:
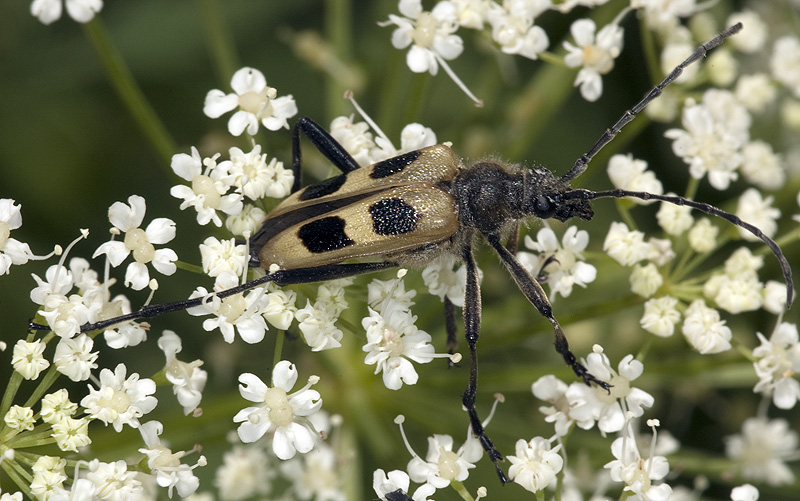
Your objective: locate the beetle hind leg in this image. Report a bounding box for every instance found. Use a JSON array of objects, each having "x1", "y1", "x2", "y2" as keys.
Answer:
[{"x1": 461, "y1": 242, "x2": 509, "y2": 483}]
